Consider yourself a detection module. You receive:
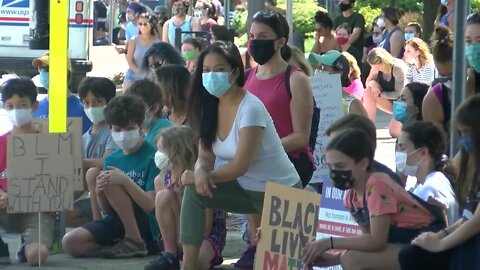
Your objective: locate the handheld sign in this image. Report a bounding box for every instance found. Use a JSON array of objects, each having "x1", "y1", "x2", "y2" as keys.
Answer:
[
  {"x1": 314, "y1": 180, "x2": 362, "y2": 270},
  {"x1": 32, "y1": 118, "x2": 83, "y2": 191},
  {"x1": 255, "y1": 182, "x2": 321, "y2": 270},
  {"x1": 7, "y1": 134, "x2": 74, "y2": 213},
  {"x1": 49, "y1": 0, "x2": 69, "y2": 133},
  {"x1": 309, "y1": 73, "x2": 344, "y2": 184}
]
